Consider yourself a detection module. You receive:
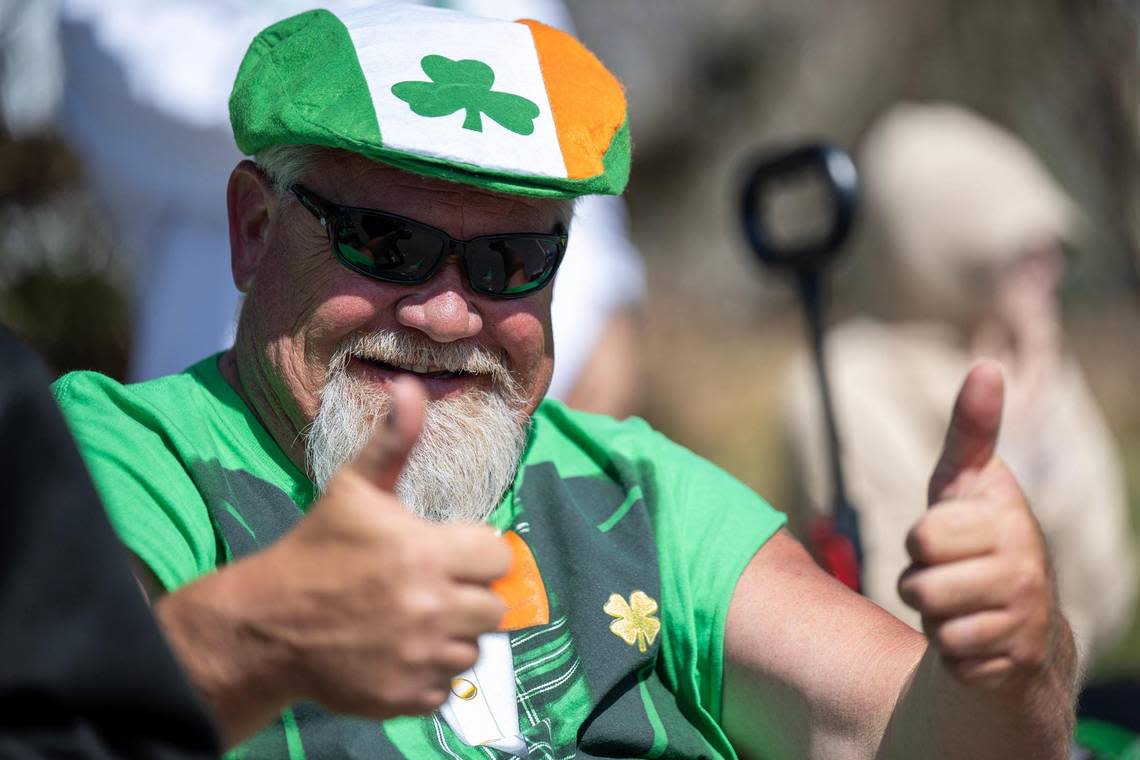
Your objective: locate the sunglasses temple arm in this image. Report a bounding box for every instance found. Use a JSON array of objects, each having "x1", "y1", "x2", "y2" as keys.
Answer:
[{"x1": 290, "y1": 186, "x2": 333, "y2": 227}]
